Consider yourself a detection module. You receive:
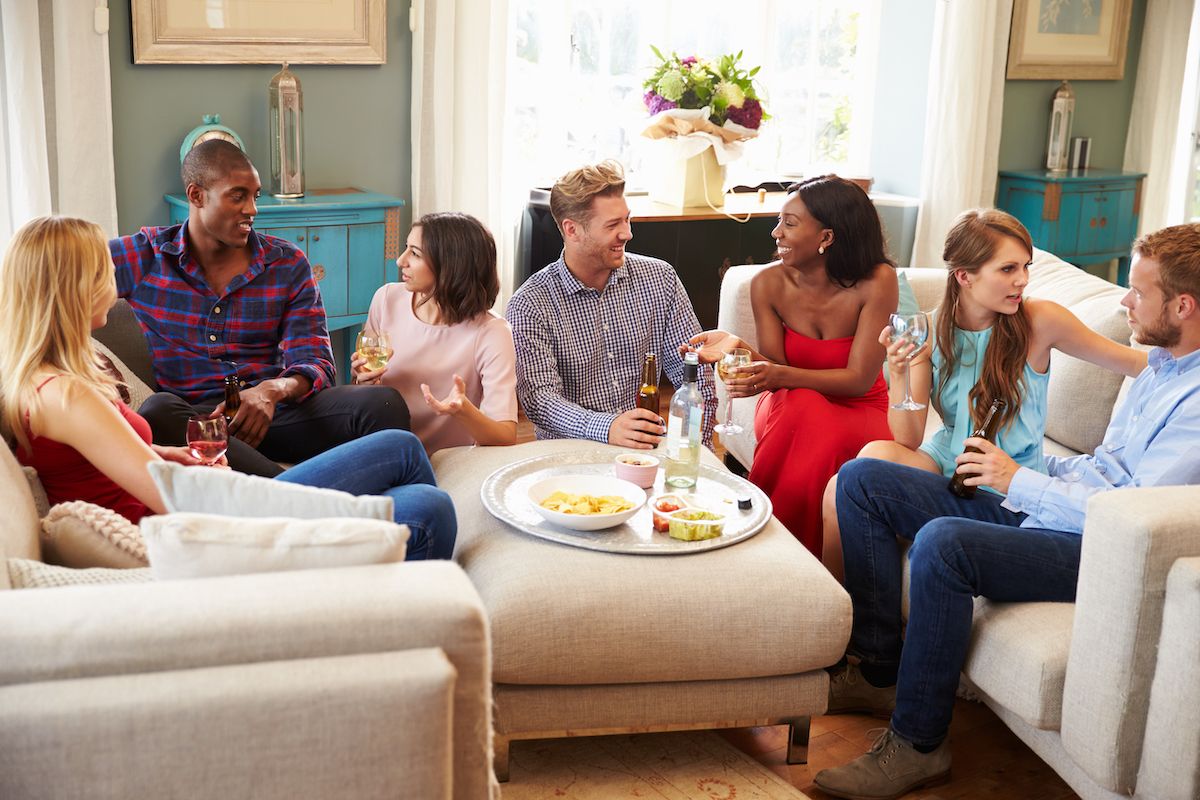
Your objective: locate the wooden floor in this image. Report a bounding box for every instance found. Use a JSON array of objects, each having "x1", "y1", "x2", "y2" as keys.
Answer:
[{"x1": 514, "y1": 397, "x2": 1077, "y2": 799}]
